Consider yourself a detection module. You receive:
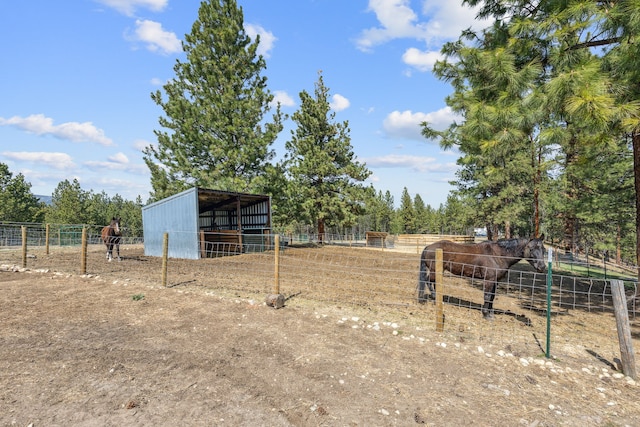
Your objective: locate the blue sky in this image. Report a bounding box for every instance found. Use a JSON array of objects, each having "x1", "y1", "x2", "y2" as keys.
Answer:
[{"x1": 0, "y1": 0, "x2": 489, "y2": 207}]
